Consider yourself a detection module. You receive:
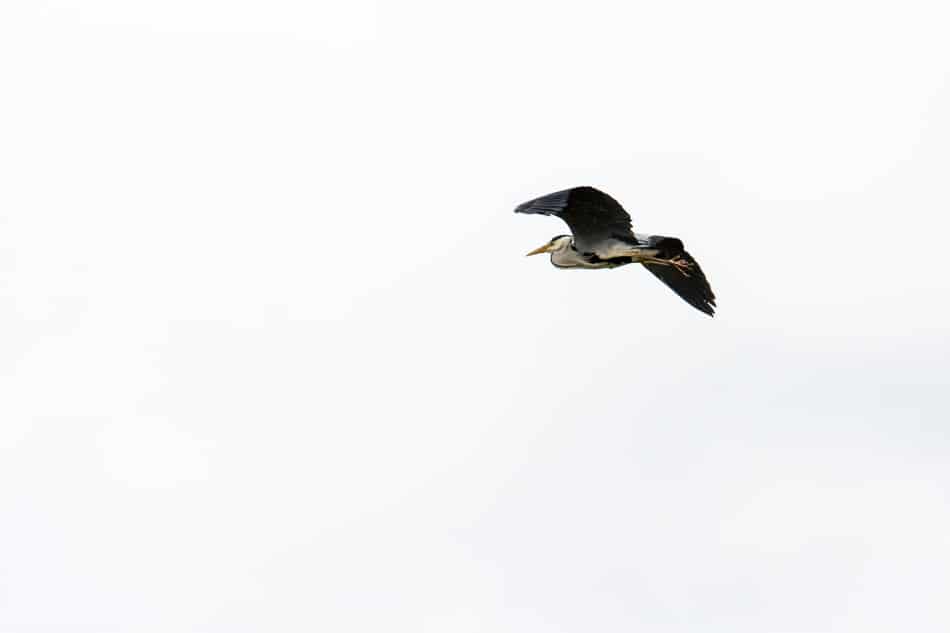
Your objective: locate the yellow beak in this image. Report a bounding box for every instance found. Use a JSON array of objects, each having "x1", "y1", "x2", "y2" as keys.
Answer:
[{"x1": 526, "y1": 243, "x2": 552, "y2": 256}]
